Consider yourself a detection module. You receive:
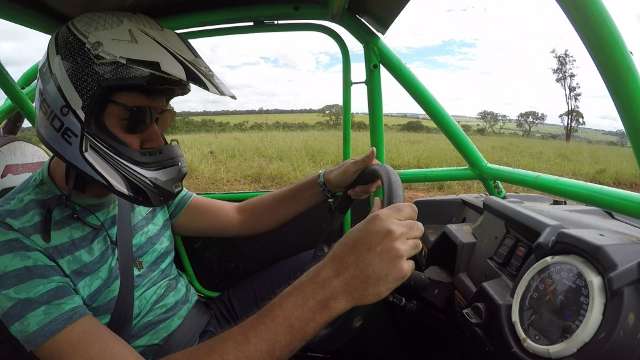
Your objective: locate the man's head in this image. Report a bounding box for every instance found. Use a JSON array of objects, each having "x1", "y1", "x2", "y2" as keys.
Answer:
[{"x1": 36, "y1": 12, "x2": 235, "y2": 206}]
